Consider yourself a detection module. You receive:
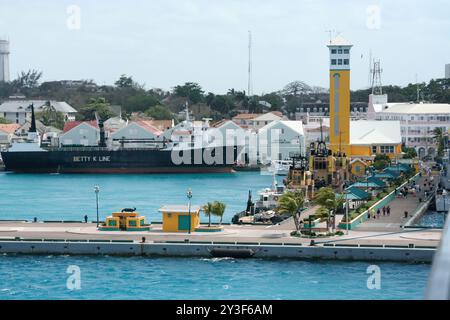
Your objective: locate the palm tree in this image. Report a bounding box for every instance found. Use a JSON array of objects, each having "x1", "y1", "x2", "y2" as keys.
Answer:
[
  {"x1": 433, "y1": 127, "x2": 445, "y2": 158},
  {"x1": 212, "y1": 201, "x2": 226, "y2": 225},
  {"x1": 276, "y1": 191, "x2": 304, "y2": 231},
  {"x1": 203, "y1": 202, "x2": 214, "y2": 227},
  {"x1": 314, "y1": 187, "x2": 345, "y2": 232}
]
